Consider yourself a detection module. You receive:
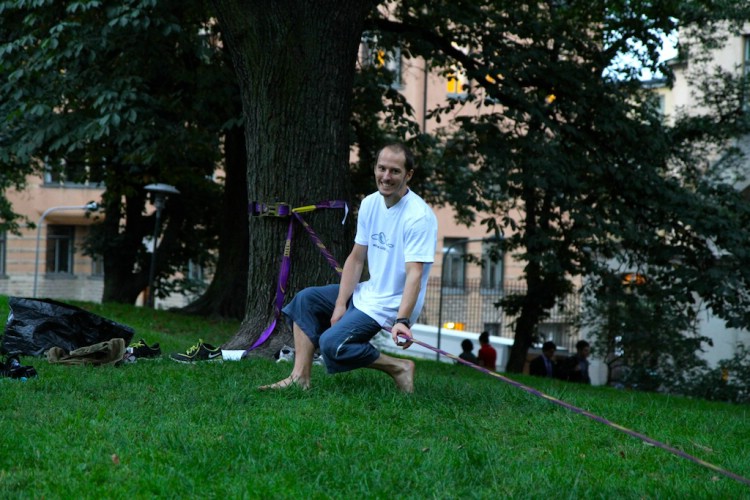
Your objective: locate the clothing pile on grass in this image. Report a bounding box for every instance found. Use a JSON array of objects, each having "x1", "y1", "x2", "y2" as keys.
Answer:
[{"x1": 0, "y1": 297, "x2": 146, "y2": 379}]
